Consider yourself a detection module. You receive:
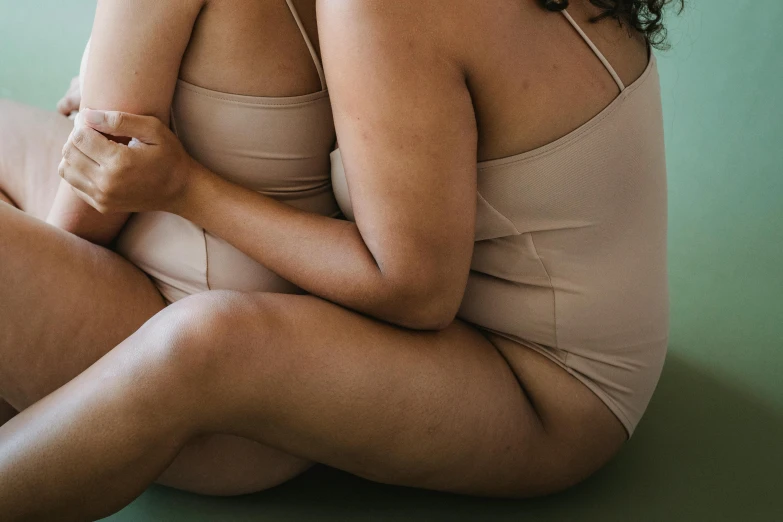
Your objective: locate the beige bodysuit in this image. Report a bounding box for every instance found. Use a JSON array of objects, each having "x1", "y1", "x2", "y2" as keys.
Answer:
[
  {"x1": 80, "y1": 4, "x2": 666, "y2": 437},
  {"x1": 331, "y1": 10, "x2": 669, "y2": 437},
  {"x1": 108, "y1": 0, "x2": 339, "y2": 304}
]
